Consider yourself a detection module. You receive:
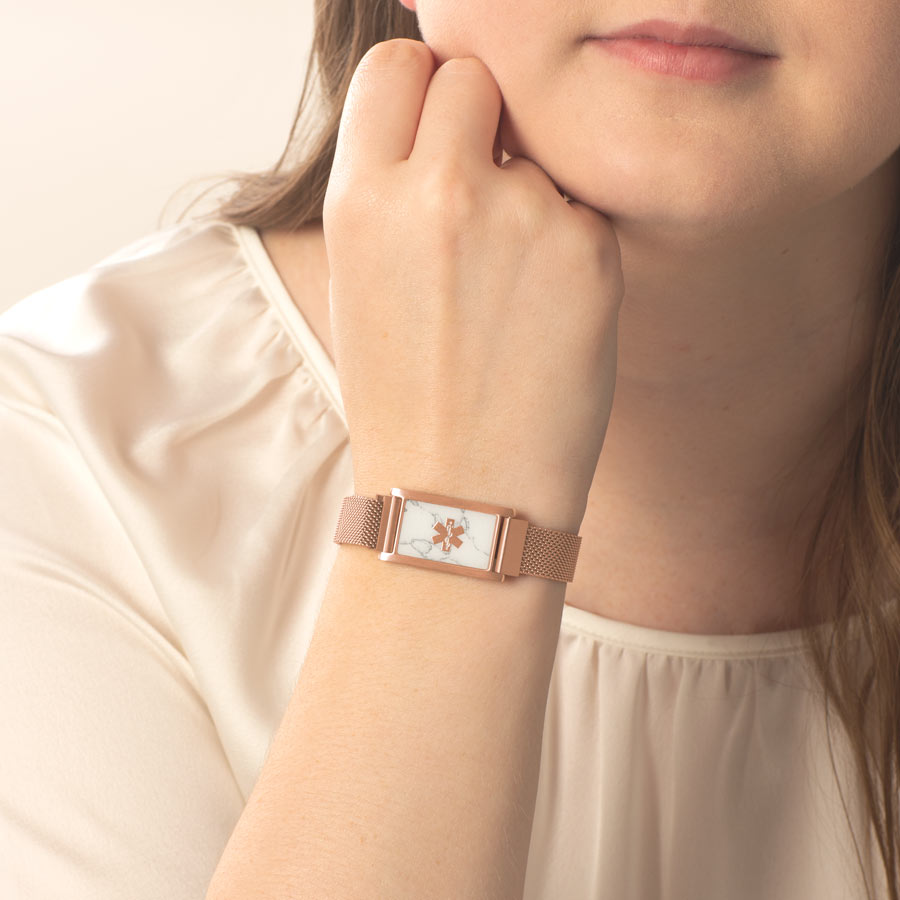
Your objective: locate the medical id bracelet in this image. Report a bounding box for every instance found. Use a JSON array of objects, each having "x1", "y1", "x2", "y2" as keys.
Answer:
[{"x1": 333, "y1": 487, "x2": 581, "y2": 583}]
